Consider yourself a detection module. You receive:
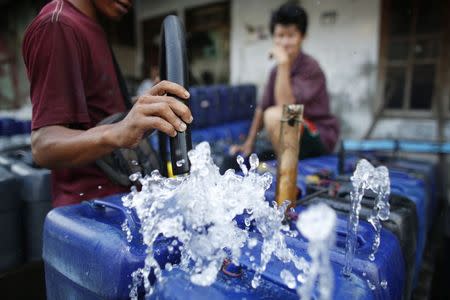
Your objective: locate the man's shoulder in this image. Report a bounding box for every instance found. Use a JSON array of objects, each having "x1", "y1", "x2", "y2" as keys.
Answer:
[
  {"x1": 25, "y1": 1, "x2": 86, "y2": 40},
  {"x1": 301, "y1": 53, "x2": 322, "y2": 71}
]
